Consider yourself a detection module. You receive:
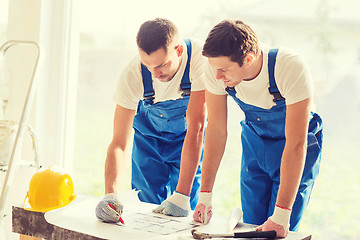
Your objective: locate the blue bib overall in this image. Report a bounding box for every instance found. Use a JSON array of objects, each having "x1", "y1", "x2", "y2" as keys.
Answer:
[
  {"x1": 226, "y1": 49, "x2": 323, "y2": 231},
  {"x1": 131, "y1": 39, "x2": 201, "y2": 210}
]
